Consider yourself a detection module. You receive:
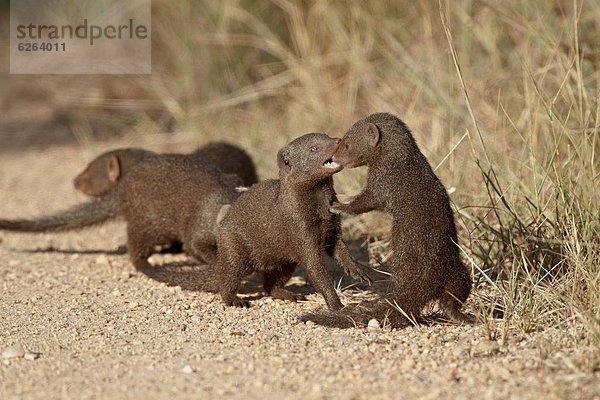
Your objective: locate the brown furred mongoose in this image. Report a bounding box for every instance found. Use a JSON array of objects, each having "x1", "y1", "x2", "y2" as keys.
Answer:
[
  {"x1": 73, "y1": 141, "x2": 258, "y2": 197},
  {"x1": 214, "y1": 133, "x2": 371, "y2": 310},
  {"x1": 301, "y1": 113, "x2": 474, "y2": 327},
  {"x1": 0, "y1": 155, "x2": 241, "y2": 269}
]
